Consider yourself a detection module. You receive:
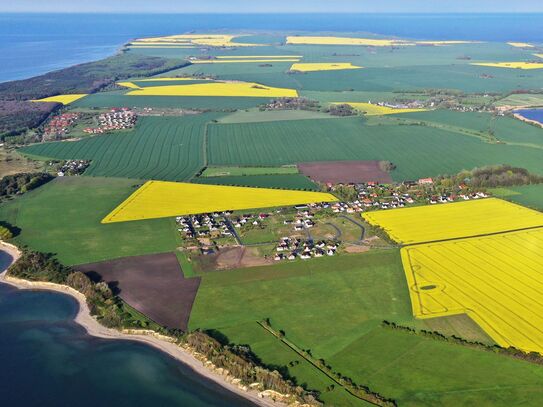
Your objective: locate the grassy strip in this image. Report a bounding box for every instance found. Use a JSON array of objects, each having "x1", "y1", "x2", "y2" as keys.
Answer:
[
  {"x1": 382, "y1": 321, "x2": 543, "y2": 365},
  {"x1": 258, "y1": 320, "x2": 396, "y2": 406}
]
